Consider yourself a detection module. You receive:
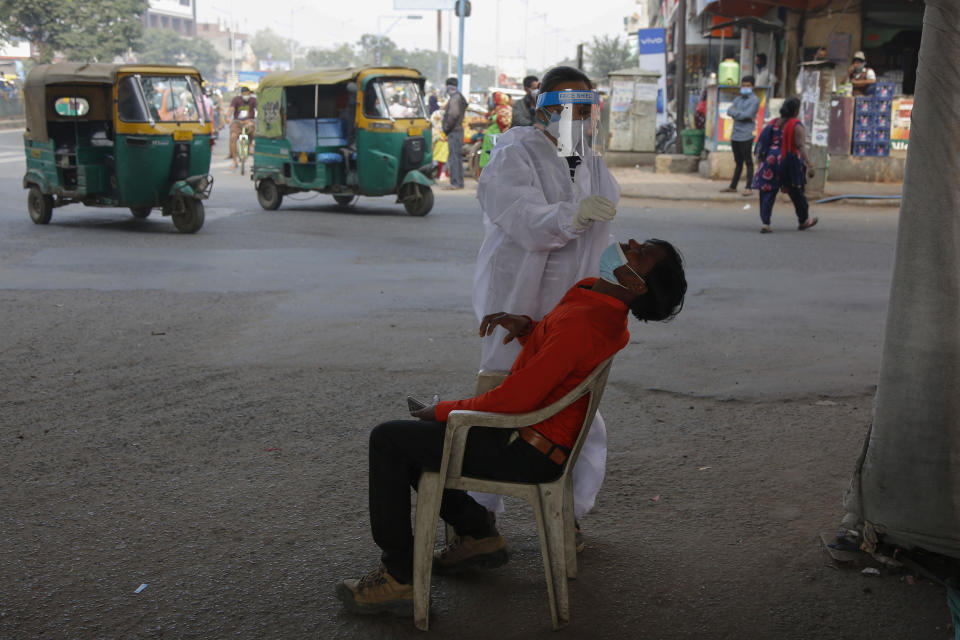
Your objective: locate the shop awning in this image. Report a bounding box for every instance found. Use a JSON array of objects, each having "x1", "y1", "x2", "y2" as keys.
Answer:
[
  {"x1": 700, "y1": 15, "x2": 784, "y2": 36},
  {"x1": 699, "y1": 0, "x2": 830, "y2": 18}
]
